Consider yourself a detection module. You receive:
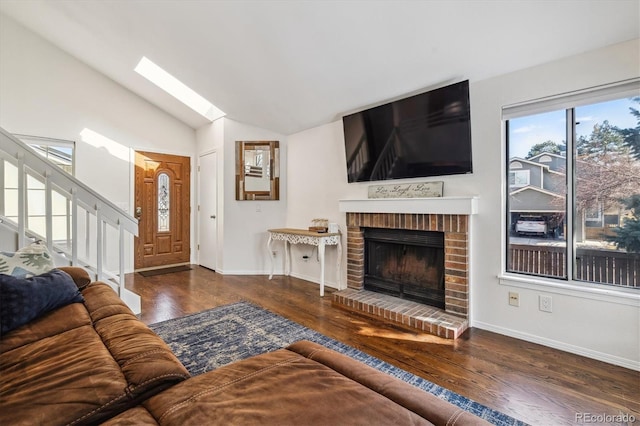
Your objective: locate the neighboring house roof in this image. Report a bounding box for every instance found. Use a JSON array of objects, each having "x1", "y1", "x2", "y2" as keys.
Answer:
[
  {"x1": 509, "y1": 185, "x2": 565, "y2": 213},
  {"x1": 509, "y1": 157, "x2": 546, "y2": 169},
  {"x1": 510, "y1": 185, "x2": 565, "y2": 198},
  {"x1": 509, "y1": 157, "x2": 565, "y2": 176},
  {"x1": 528, "y1": 152, "x2": 566, "y2": 162}
]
